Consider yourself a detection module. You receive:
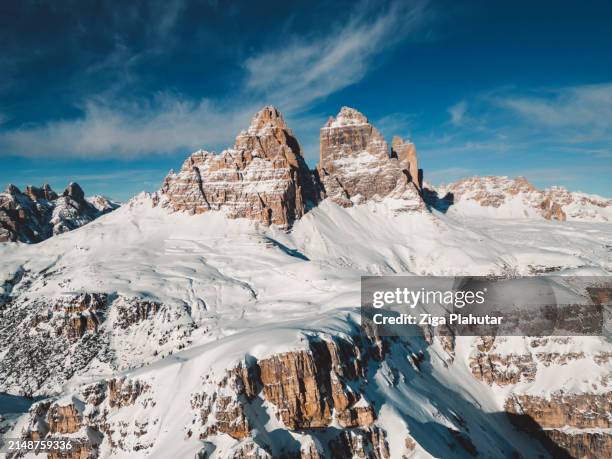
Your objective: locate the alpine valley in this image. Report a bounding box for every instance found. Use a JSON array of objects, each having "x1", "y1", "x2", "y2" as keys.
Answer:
[{"x1": 0, "y1": 106, "x2": 611, "y2": 459}]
